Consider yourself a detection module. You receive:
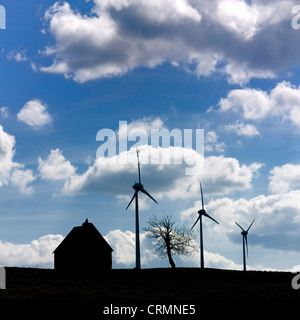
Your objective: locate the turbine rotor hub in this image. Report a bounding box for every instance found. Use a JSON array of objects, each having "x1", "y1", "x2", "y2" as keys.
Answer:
[
  {"x1": 198, "y1": 209, "x2": 206, "y2": 215},
  {"x1": 133, "y1": 182, "x2": 143, "y2": 191}
]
